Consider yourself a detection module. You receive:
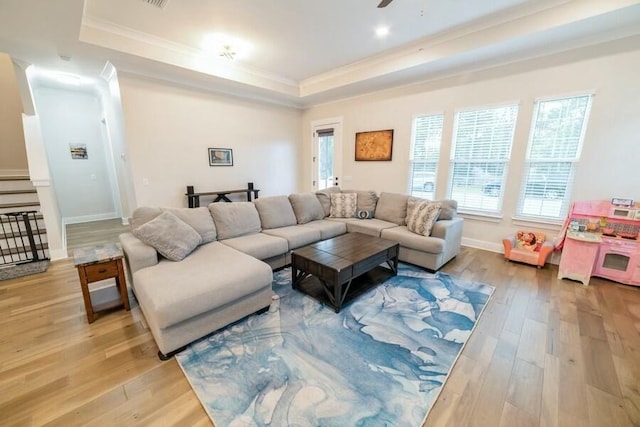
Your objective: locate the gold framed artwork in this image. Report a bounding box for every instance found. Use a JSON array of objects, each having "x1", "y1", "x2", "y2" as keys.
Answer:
[{"x1": 355, "y1": 129, "x2": 393, "y2": 161}]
